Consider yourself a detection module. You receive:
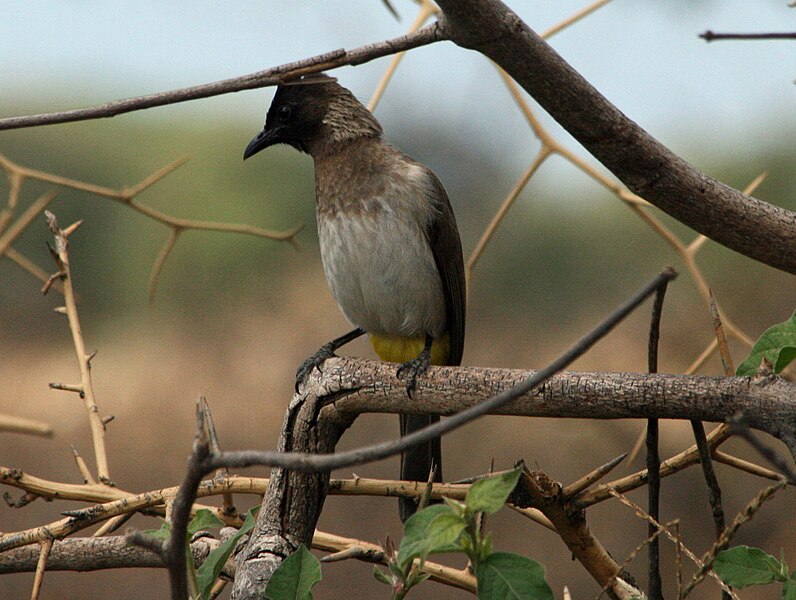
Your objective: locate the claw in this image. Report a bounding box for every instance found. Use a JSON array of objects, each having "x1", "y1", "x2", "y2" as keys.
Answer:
[
  {"x1": 397, "y1": 351, "x2": 431, "y2": 399},
  {"x1": 295, "y1": 343, "x2": 336, "y2": 391},
  {"x1": 294, "y1": 328, "x2": 366, "y2": 392}
]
